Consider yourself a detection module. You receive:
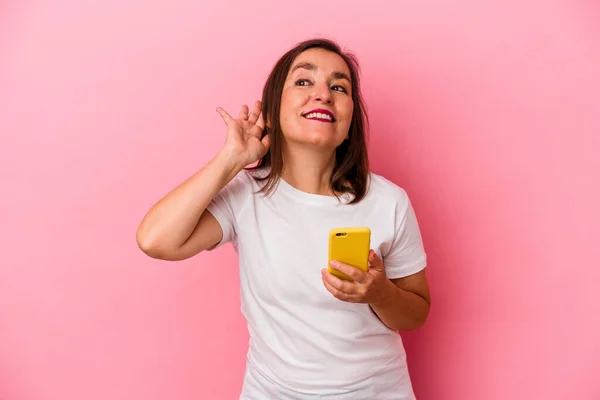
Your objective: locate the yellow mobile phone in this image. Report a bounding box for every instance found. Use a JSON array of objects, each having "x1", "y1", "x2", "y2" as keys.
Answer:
[{"x1": 328, "y1": 227, "x2": 371, "y2": 281}]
